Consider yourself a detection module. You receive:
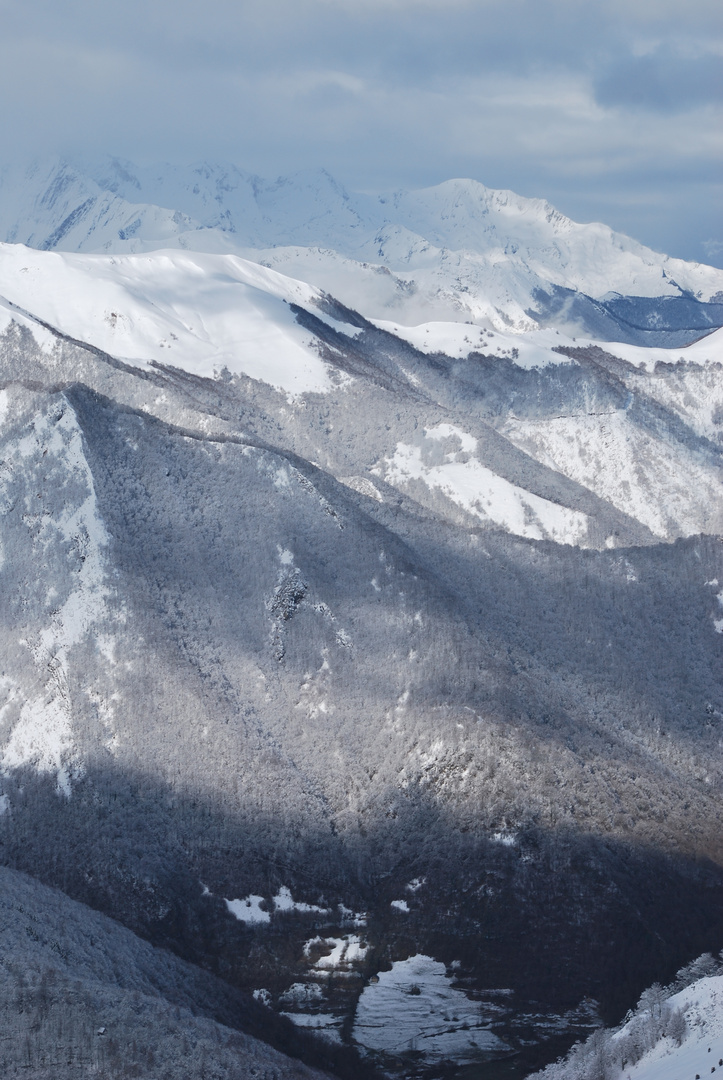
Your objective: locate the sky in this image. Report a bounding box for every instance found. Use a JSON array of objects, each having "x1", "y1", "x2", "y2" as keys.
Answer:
[{"x1": 1, "y1": 0, "x2": 722, "y2": 265}]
